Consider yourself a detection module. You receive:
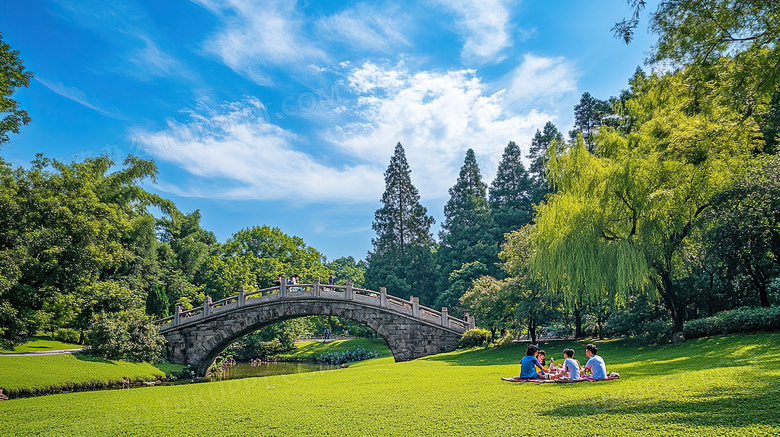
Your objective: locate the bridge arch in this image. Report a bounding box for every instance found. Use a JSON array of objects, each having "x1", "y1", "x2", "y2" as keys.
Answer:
[{"x1": 156, "y1": 281, "x2": 473, "y2": 376}]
